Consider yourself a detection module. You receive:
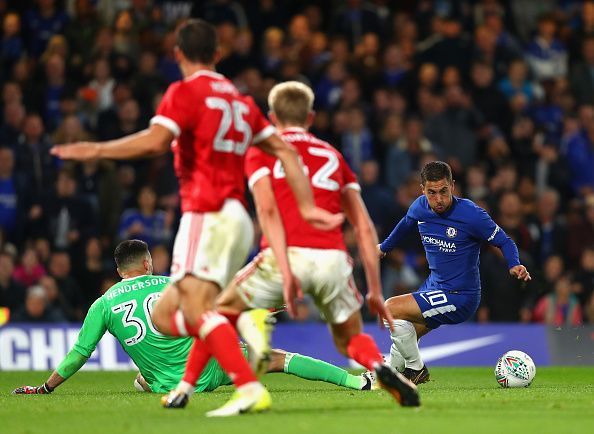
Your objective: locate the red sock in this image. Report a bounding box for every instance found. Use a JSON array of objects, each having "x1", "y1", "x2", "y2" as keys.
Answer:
[
  {"x1": 347, "y1": 333, "x2": 383, "y2": 371},
  {"x1": 197, "y1": 311, "x2": 257, "y2": 387},
  {"x1": 181, "y1": 338, "x2": 211, "y2": 386},
  {"x1": 170, "y1": 309, "x2": 199, "y2": 337},
  {"x1": 219, "y1": 310, "x2": 240, "y2": 328}
]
